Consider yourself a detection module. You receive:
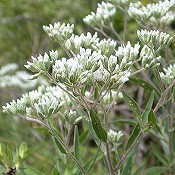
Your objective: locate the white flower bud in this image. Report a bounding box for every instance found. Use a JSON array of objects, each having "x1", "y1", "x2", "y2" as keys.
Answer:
[{"x1": 108, "y1": 129, "x2": 123, "y2": 143}]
